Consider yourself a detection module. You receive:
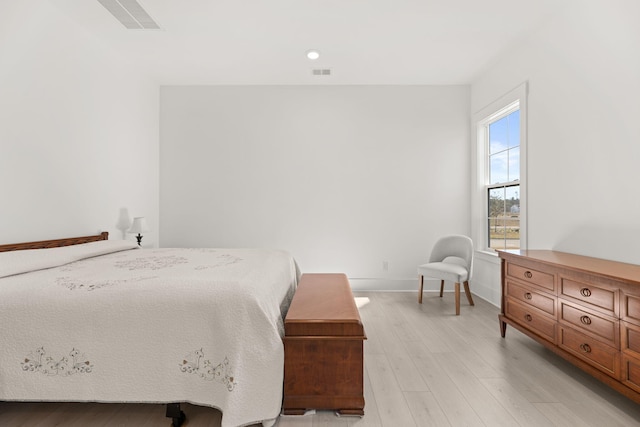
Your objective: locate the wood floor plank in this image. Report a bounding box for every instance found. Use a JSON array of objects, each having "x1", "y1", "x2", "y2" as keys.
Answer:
[
  {"x1": 480, "y1": 329, "x2": 640, "y2": 427},
  {"x1": 346, "y1": 368, "x2": 383, "y2": 427},
  {"x1": 357, "y1": 296, "x2": 386, "y2": 356},
  {"x1": 480, "y1": 378, "x2": 555, "y2": 427},
  {"x1": 63, "y1": 403, "x2": 128, "y2": 427},
  {"x1": 383, "y1": 346, "x2": 430, "y2": 392},
  {"x1": 432, "y1": 352, "x2": 519, "y2": 427},
  {"x1": 29, "y1": 402, "x2": 91, "y2": 427},
  {"x1": 0, "y1": 402, "x2": 26, "y2": 425},
  {"x1": 403, "y1": 341, "x2": 484, "y2": 426},
  {"x1": 466, "y1": 334, "x2": 563, "y2": 403},
  {"x1": 364, "y1": 353, "x2": 417, "y2": 426},
  {"x1": 455, "y1": 346, "x2": 502, "y2": 379},
  {"x1": 556, "y1": 395, "x2": 640, "y2": 427},
  {"x1": 403, "y1": 391, "x2": 451, "y2": 427},
  {"x1": 397, "y1": 297, "x2": 455, "y2": 353},
  {"x1": 362, "y1": 313, "x2": 404, "y2": 356},
  {"x1": 311, "y1": 410, "x2": 349, "y2": 427},
  {"x1": 532, "y1": 402, "x2": 593, "y2": 427},
  {"x1": 375, "y1": 293, "x2": 423, "y2": 343},
  {"x1": 368, "y1": 303, "x2": 431, "y2": 394}
]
